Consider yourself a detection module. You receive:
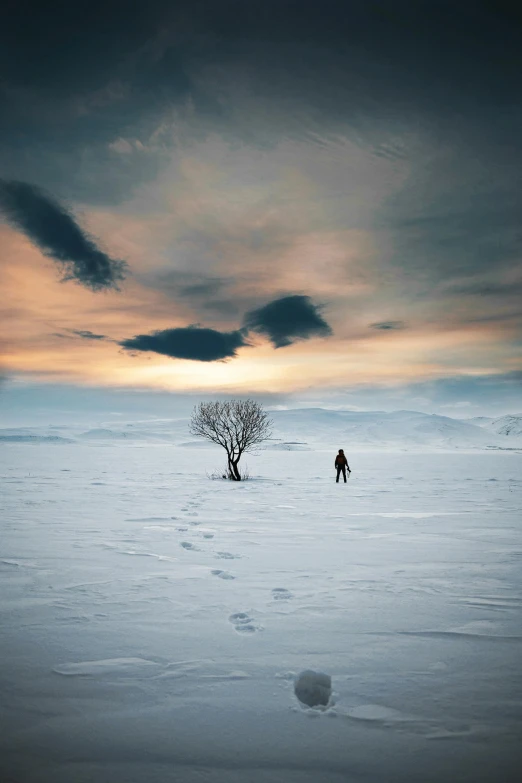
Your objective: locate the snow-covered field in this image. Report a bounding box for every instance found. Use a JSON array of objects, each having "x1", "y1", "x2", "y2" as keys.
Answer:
[{"x1": 1, "y1": 430, "x2": 522, "y2": 782}]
